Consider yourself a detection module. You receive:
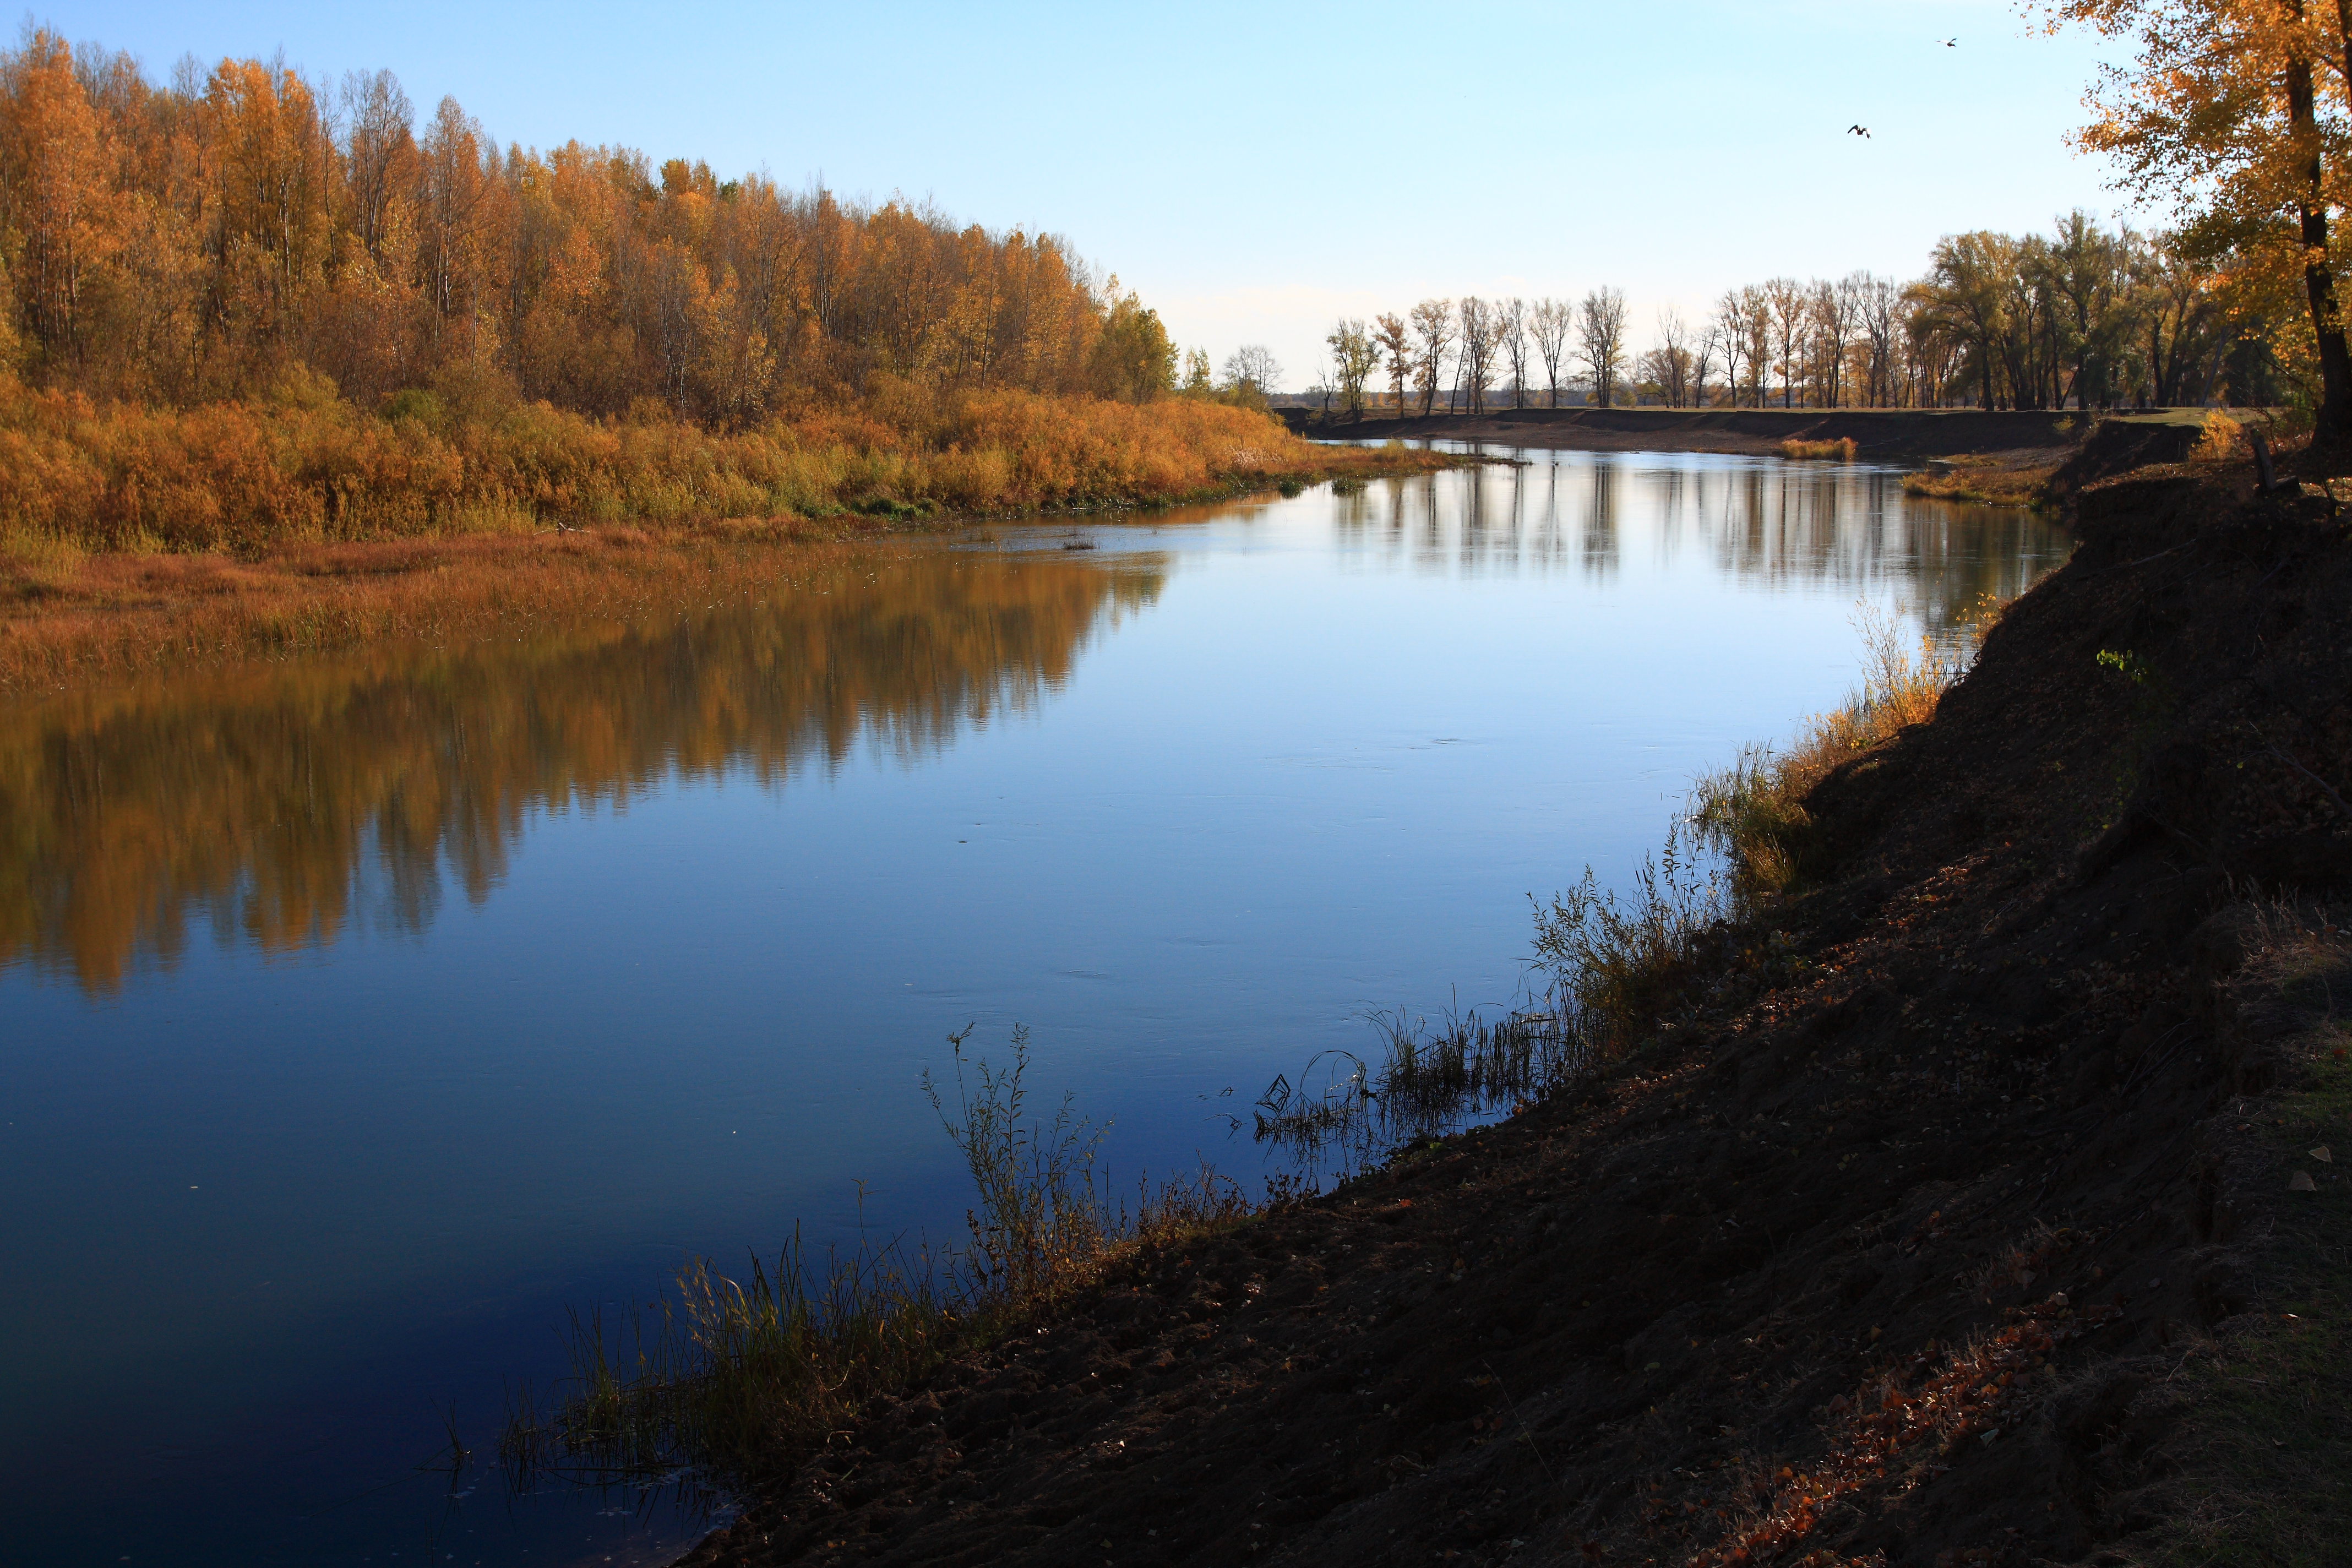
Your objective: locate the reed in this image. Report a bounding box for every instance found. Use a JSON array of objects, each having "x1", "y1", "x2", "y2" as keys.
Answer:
[
  {"x1": 502, "y1": 1026, "x2": 1250, "y2": 1483},
  {"x1": 1778, "y1": 437, "x2": 1858, "y2": 461},
  {"x1": 1692, "y1": 601, "x2": 1964, "y2": 901}
]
